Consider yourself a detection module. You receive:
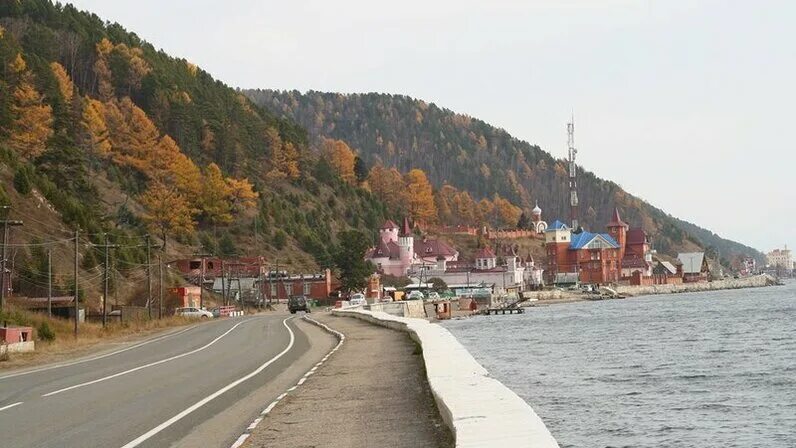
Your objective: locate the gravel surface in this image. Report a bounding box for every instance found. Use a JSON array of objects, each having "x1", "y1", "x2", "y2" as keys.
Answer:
[{"x1": 245, "y1": 313, "x2": 454, "y2": 448}]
